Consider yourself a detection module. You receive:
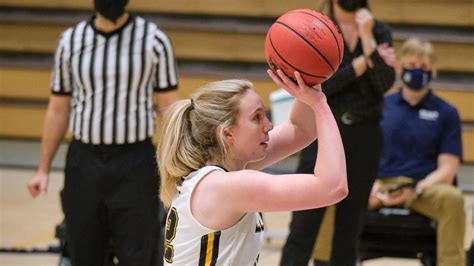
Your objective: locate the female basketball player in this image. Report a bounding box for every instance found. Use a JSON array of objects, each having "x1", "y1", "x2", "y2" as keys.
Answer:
[{"x1": 158, "y1": 69, "x2": 347, "y2": 265}]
